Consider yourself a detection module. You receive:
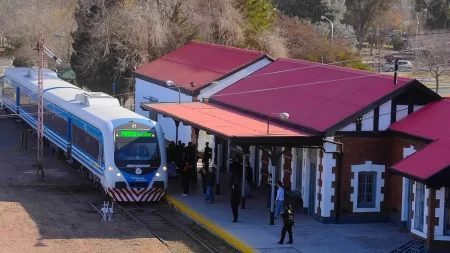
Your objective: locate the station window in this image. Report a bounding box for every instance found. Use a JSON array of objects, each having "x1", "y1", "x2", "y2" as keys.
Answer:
[
  {"x1": 414, "y1": 182, "x2": 425, "y2": 232},
  {"x1": 295, "y1": 148, "x2": 303, "y2": 192},
  {"x1": 357, "y1": 172, "x2": 377, "y2": 208}
]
